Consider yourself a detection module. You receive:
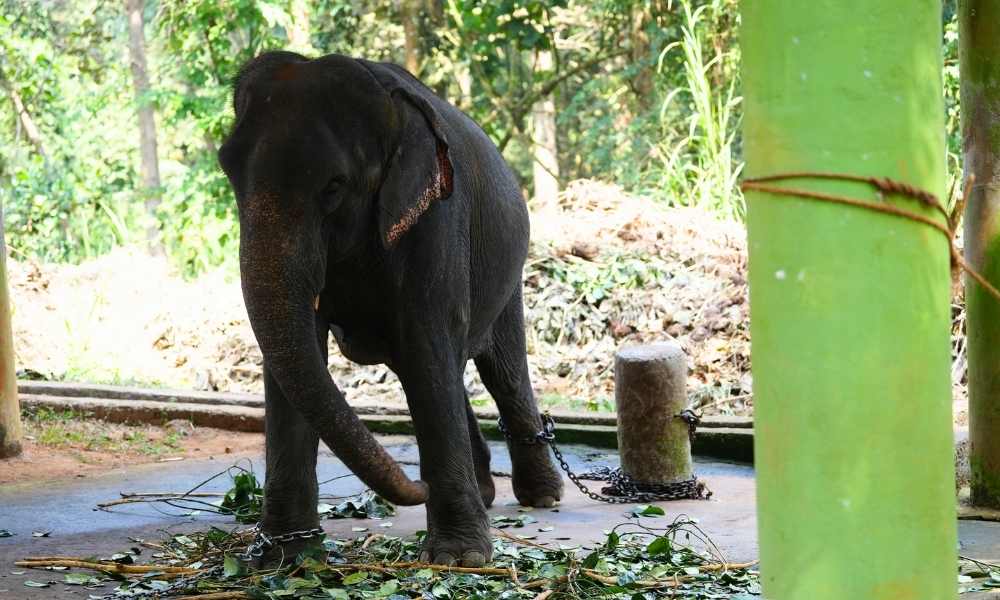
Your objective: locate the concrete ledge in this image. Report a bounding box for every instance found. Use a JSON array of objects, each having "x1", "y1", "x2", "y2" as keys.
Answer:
[
  {"x1": 19, "y1": 381, "x2": 264, "y2": 408},
  {"x1": 21, "y1": 394, "x2": 266, "y2": 432},
  {"x1": 17, "y1": 380, "x2": 751, "y2": 429},
  {"x1": 19, "y1": 383, "x2": 755, "y2": 464},
  {"x1": 958, "y1": 505, "x2": 1000, "y2": 522}
]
